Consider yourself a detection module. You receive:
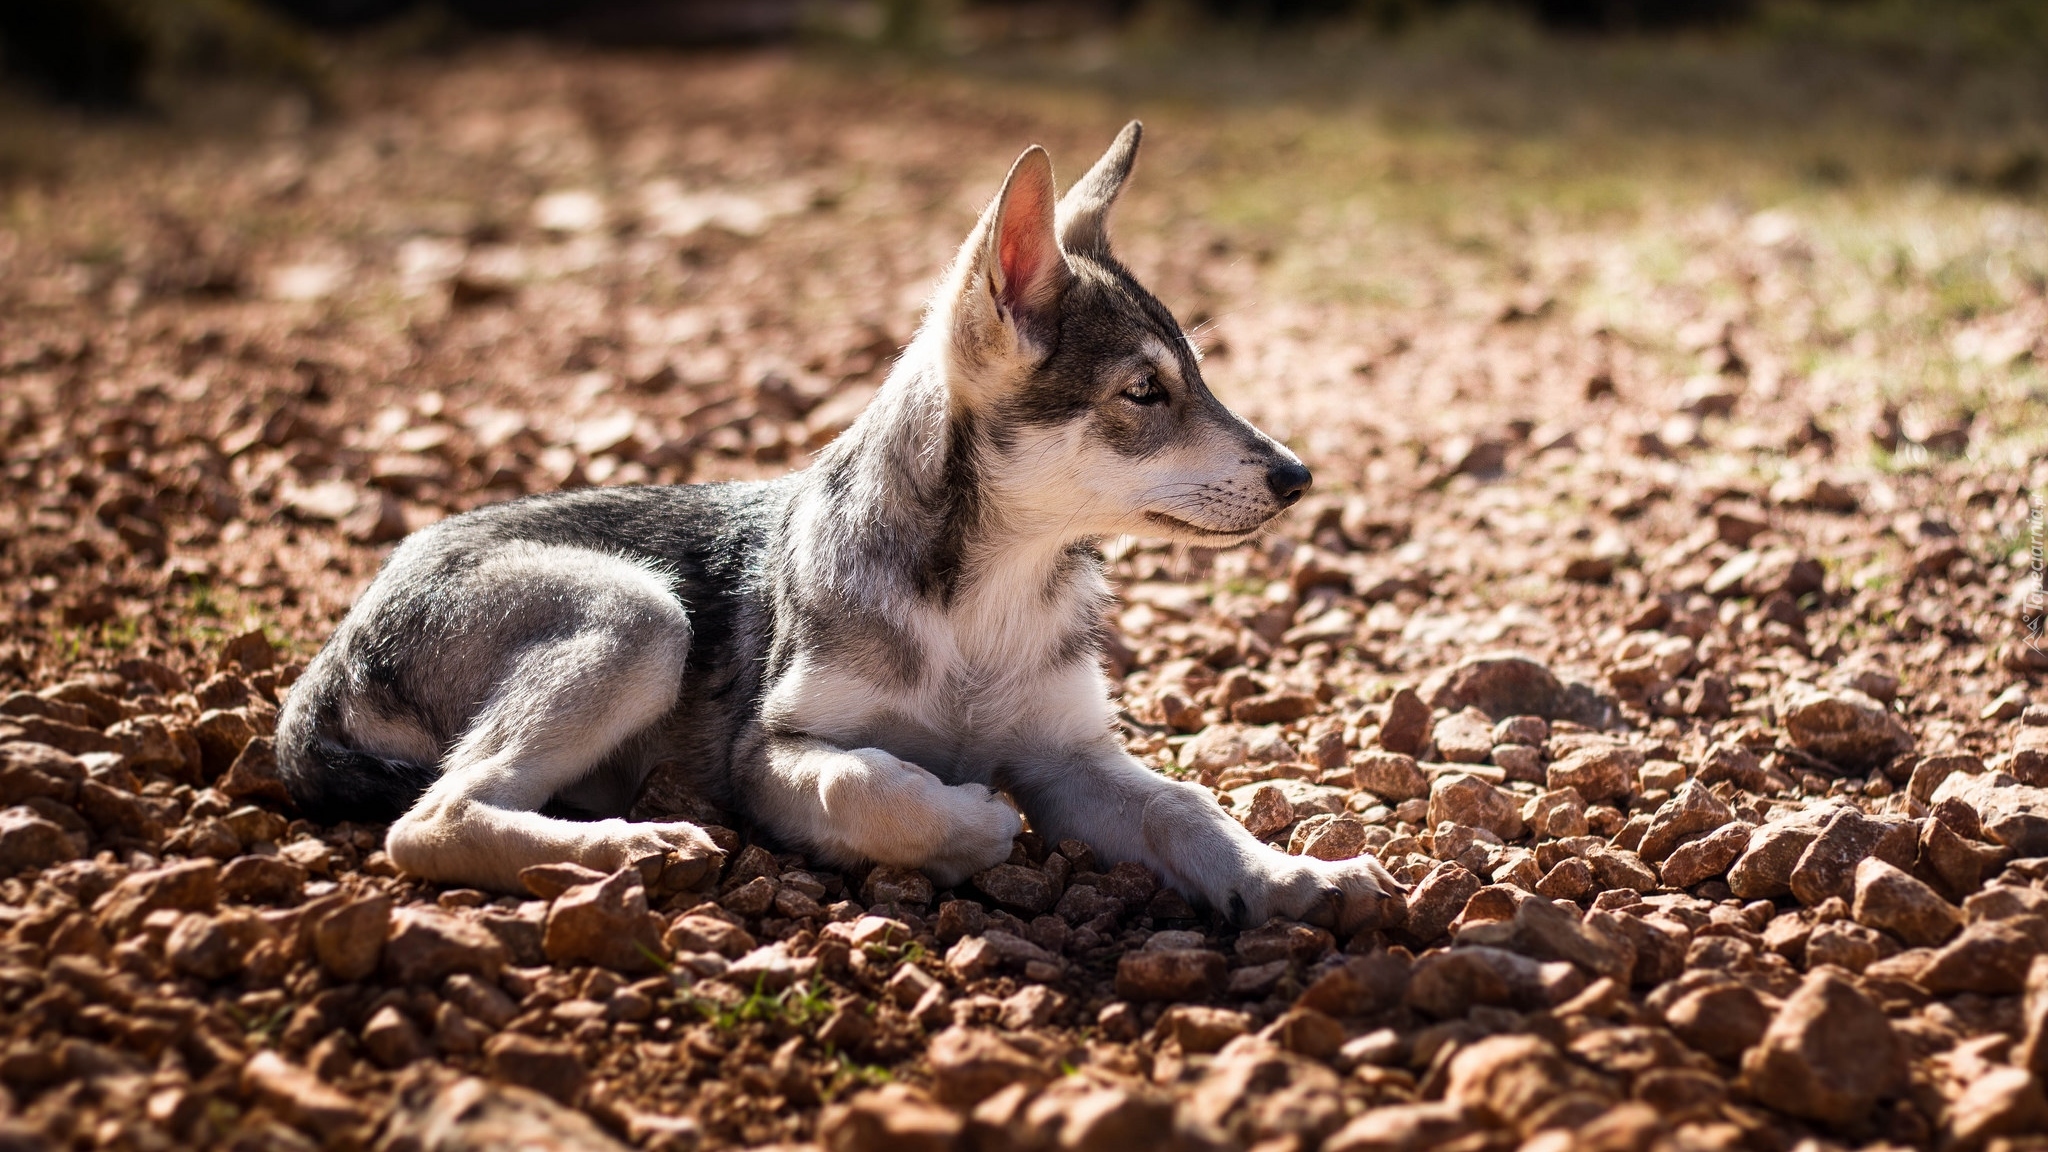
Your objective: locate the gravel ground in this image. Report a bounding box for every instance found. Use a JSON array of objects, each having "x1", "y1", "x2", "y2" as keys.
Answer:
[{"x1": 3, "y1": 38, "x2": 2048, "y2": 1152}]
